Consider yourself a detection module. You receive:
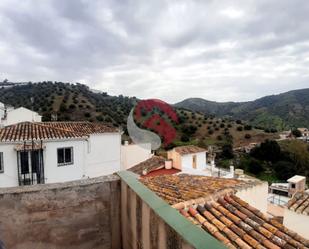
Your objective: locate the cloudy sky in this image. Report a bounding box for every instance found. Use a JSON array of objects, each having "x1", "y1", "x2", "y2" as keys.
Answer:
[{"x1": 0, "y1": 0, "x2": 308, "y2": 103}]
